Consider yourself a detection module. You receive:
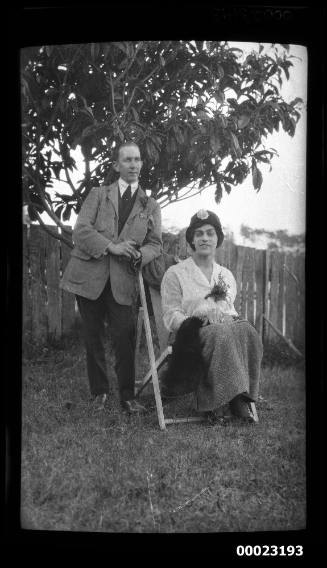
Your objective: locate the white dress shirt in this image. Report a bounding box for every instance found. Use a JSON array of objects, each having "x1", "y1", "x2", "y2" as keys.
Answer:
[{"x1": 118, "y1": 178, "x2": 138, "y2": 198}]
